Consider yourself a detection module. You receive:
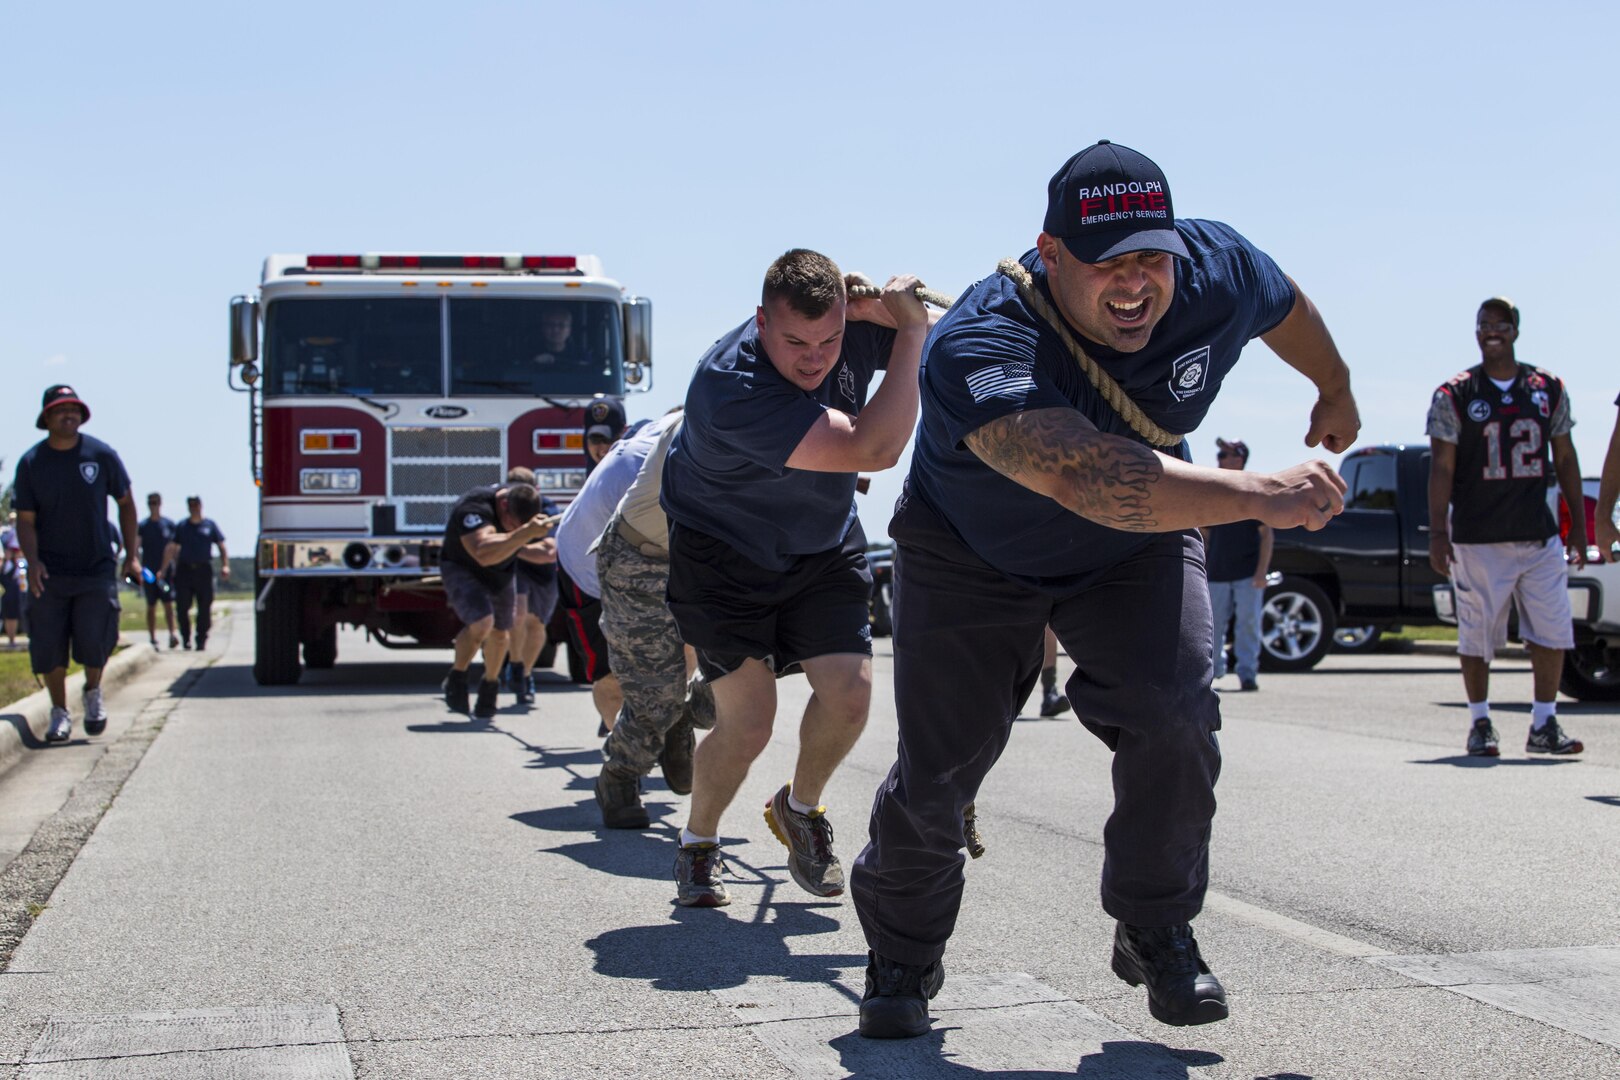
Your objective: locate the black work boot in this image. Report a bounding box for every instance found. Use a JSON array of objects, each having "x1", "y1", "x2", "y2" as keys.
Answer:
[
  {"x1": 473, "y1": 679, "x2": 500, "y2": 719},
  {"x1": 594, "y1": 766, "x2": 650, "y2": 829},
  {"x1": 658, "y1": 716, "x2": 695, "y2": 796},
  {"x1": 1110, "y1": 922, "x2": 1228, "y2": 1026},
  {"x1": 443, "y1": 668, "x2": 470, "y2": 714},
  {"x1": 859, "y1": 950, "x2": 945, "y2": 1039}
]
